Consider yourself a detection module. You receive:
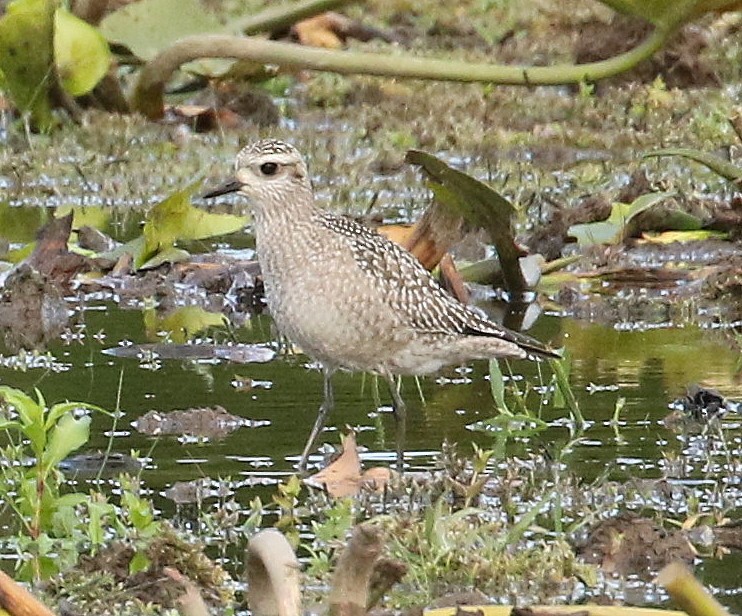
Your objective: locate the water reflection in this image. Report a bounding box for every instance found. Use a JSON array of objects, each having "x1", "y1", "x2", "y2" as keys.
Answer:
[{"x1": 0, "y1": 300, "x2": 740, "y2": 610}]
